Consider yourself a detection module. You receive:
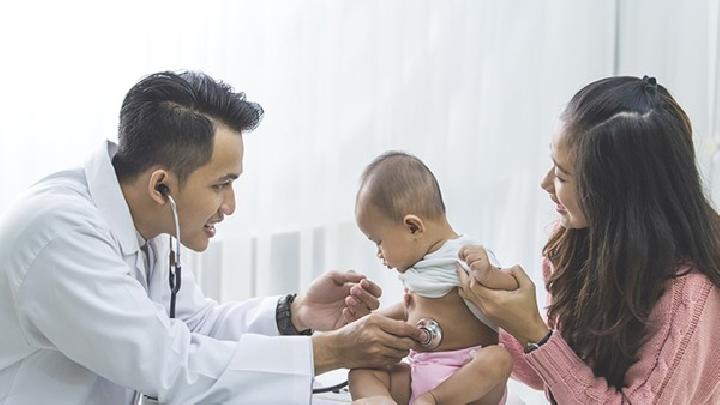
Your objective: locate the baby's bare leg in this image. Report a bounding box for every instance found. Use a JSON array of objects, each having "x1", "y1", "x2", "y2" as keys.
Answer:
[
  {"x1": 387, "y1": 364, "x2": 411, "y2": 405},
  {"x1": 349, "y1": 364, "x2": 411, "y2": 405},
  {"x1": 349, "y1": 368, "x2": 392, "y2": 400},
  {"x1": 421, "y1": 345, "x2": 512, "y2": 405}
]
